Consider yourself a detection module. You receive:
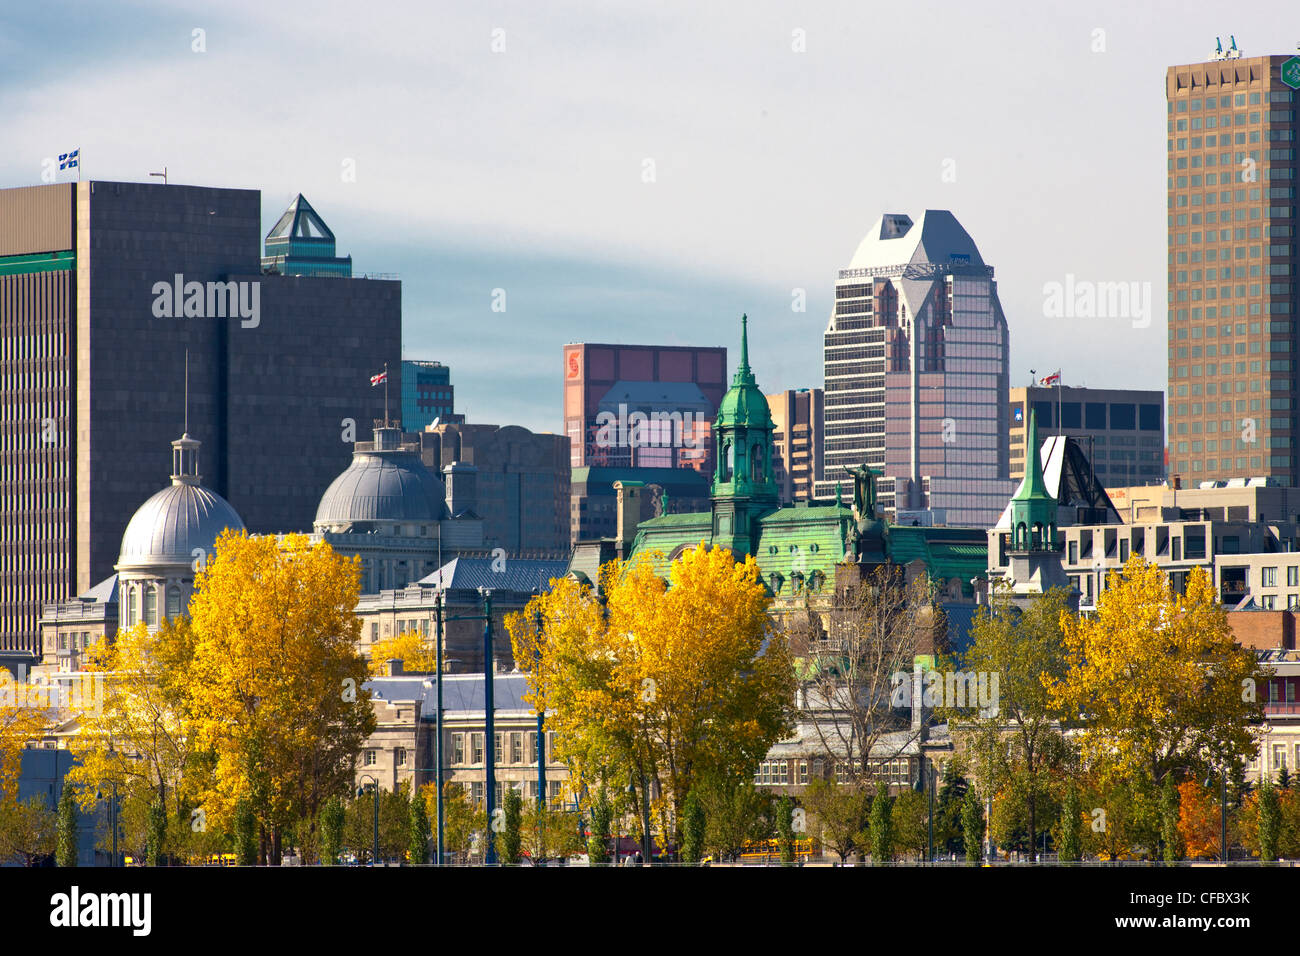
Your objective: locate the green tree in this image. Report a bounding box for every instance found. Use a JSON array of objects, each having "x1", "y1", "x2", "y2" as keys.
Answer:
[
  {"x1": 680, "y1": 789, "x2": 705, "y2": 864},
  {"x1": 700, "y1": 775, "x2": 771, "y2": 862},
  {"x1": 961, "y1": 787, "x2": 984, "y2": 863},
  {"x1": 868, "y1": 782, "x2": 894, "y2": 863},
  {"x1": 935, "y1": 762, "x2": 969, "y2": 856},
  {"x1": 891, "y1": 789, "x2": 928, "y2": 860},
  {"x1": 1160, "y1": 776, "x2": 1182, "y2": 863},
  {"x1": 56, "y1": 784, "x2": 78, "y2": 867},
  {"x1": 804, "y1": 778, "x2": 869, "y2": 864},
  {"x1": 0, "y1": 796, "x2": 57, "y2": 866},
  {"x1": 587, "y1": 788, "x2": 613, "y2": 863},
  {"x1": 1058, "y1": 784, "x2": 1082, "y2": 862},
  {"x1": 145, "y1": 798, "x2": 166, "y2": 866},
  {"x1": 499, "y1": 787, "x2": 523, "y2": 864},
  {"x1": 776, "y1": 793, "x2": 795, "y2": 864},
  {"x1": 1279, "y1": 766, "x2": 1291, "y2": 790},
  {"x1": 408, "y1": 790, "x2": 430, "y2": 864},
  {"x1": 1258, "y1": 777, "x2": 1281, "y2": 863},
  {"x1": 952, "y1": 586, "x2": 1072, "y2": 862},
  {"x1": 319, "y1": 795, "x2": 344, "y2": 866},
  {"x1": 235, "y1": 798, "x2": 257, "y2": 865}
]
